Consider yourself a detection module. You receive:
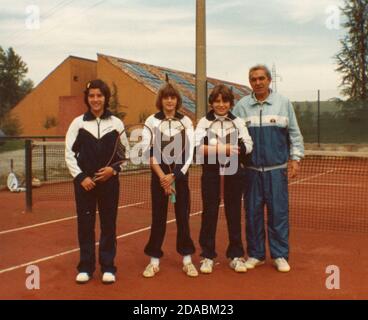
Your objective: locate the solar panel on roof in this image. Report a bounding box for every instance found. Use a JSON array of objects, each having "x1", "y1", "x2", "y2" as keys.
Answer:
[
  {"x1": 123, "y1": 63, "x2": 157, "y2": 80},
  {"x1": 182, "y1": 95, "x2": 195, "y2": 113},
  {"x1": 122, "y1": 62, "x2": 166, "y2": 90},
  {"x1": 164, "y1": 70, "x2": 195, "y2": 93},
  {"x1": 207, "y1": 82, "x2": 215, "y2": 90},
  {"x1": 145, "y1": 78, "x2": 164, "y2": 90},
  {"x1": 232, "y1": 86, "x2": 246, "y2": 96}
]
